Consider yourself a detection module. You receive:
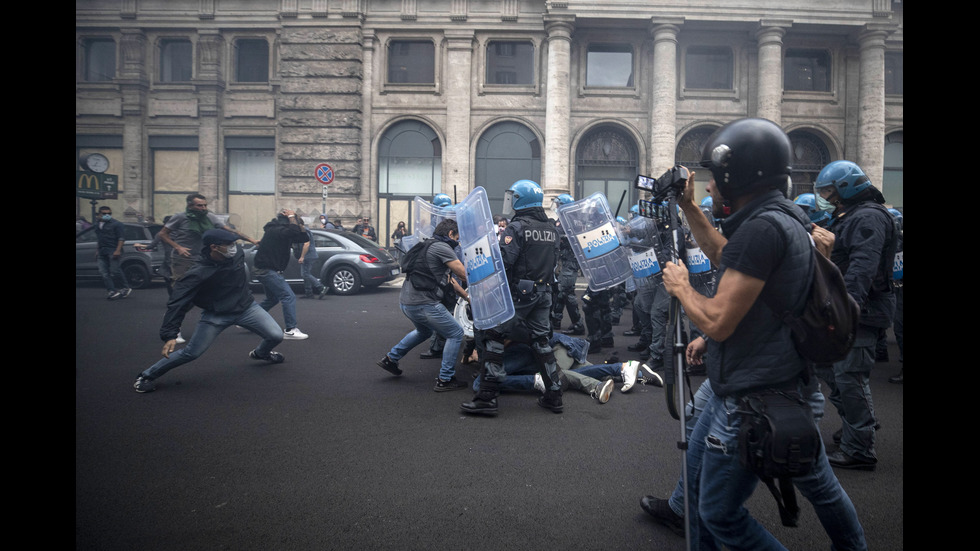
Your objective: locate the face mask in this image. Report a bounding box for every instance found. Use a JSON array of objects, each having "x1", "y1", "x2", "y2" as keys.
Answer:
[
  {"x1": 217, "y1": 244, "x2": 237, "y2": 258},
  {"x1": 816, "y1": 195, "x2": 835, "y2": 212},
  {"x1": 101, "y1": 214, "x2": 112, "y2": 221}
]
